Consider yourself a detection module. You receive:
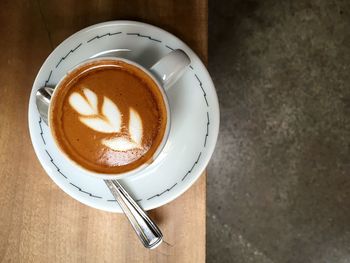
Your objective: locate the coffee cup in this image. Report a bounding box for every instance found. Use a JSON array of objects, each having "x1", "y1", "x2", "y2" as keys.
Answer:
[{"x1": 48, "y1": 49, "x2": 190, "y2": 179}]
